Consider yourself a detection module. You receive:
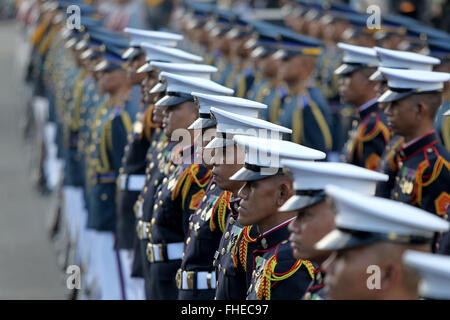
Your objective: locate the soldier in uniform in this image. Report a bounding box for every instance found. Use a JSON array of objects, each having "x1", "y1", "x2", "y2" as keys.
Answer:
[
  {"x1": 369, "y1": 46, "x2": 441, "y2": 198},
  {"x1": 377, "y1": 68, "x2": 450, "y2": 251},
  {"x1": 403, "y1": 250, "x2": 450, "y2": 299},
  {"x1": 271, "y1": 30, "x2": 333, "y2": 154},
  {"x1": 130, "y1": 50, "x2": 215, "y2": 299},
  {"x1": 226, "y1": 17, "x2": 255, "y2": 98},
  {"x1": 84, "y1": 44, "x2": 138, "y2": 299},
  {"x1": 335, "y1": 43, "x2": 389, "y2": 171},
  {"x1": 114, "y1": 28, "x2": 184, "y2": 300},
  {"x1": 315, "y1": 185, "x2": 449, "y2": 300},
  {"x1": 245, "y1": 24, "x2": 281, "y2": 122},
  {"x1": 282, "y1": 160, "x2": 388, "y2": 300},
  {"x1": 176, "y1": 93, "x2": 267, "y2": 300},
  {"x1": 208, "y1": 8, "x2": 235, "y2": 85},
  {"x1": 145, "y1": 71, "x2": 233, "y2": 299},
  {"x1": 228, "y1": 135, "x2": 325, "y2": 300},
  {"x1": 205, "y1": 107, "x2": 293, "y2": 300},
  {"x1": 374, "y1": 67, "x2": 450, "y2": 252}
]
